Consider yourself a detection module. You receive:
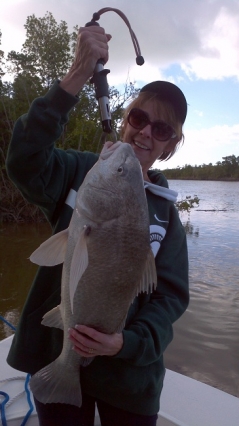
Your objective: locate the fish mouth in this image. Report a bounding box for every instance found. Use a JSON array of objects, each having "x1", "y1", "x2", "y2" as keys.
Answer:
[{"x1": 100, "y1": 141, "x2": 122, "y2": 159}]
